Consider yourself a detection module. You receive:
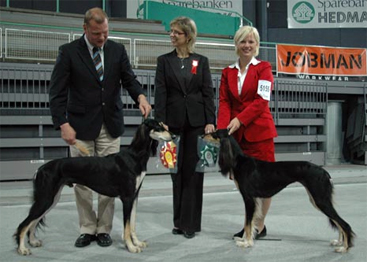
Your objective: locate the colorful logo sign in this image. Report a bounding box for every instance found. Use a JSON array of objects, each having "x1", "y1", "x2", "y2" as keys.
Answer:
[{"x1": 292, "y1": 1, "x2": 315, "y2": 24}]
